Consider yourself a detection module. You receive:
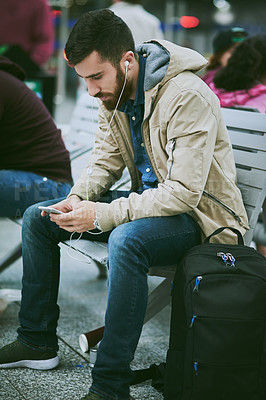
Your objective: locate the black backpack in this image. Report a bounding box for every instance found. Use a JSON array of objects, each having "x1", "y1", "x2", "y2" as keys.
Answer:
[{"x1": 164, "y1": 227, "x2": 266, "y2": 400}]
